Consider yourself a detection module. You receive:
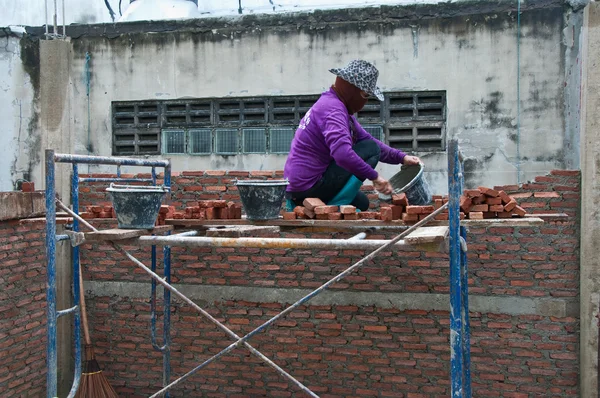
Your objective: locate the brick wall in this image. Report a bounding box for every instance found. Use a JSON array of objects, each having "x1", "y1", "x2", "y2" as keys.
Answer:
[
  {"x1": 0, "y1": 219, "x2": 47, "y2": 396},
  {"x1": 75, "y1": 169, "x2": 581, "y2": 397}
]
